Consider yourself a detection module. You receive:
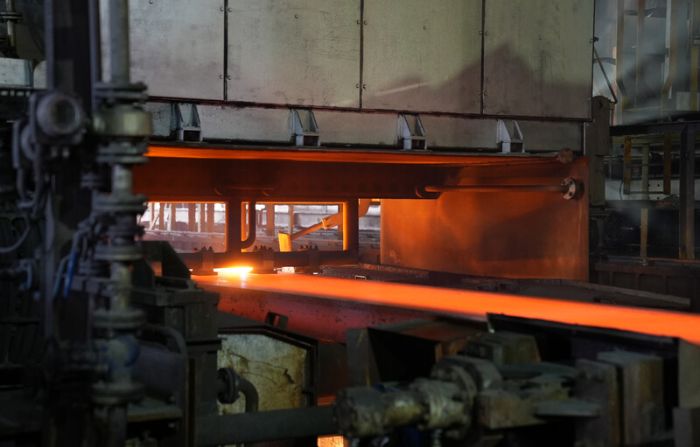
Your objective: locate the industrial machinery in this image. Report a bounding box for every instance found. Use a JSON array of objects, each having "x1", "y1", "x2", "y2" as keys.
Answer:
[{"x1": 0, "y1": 0, "x2": 699, "y2": 446}]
